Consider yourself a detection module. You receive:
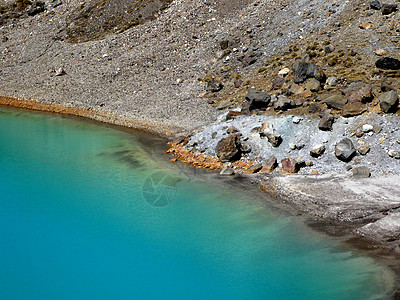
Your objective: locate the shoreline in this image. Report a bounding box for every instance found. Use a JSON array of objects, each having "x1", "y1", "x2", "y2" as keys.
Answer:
[
  {"x1": 1, "y1": 95, "x2": 399, "y2": 297},
  {"x1": 0, "y1": 95, "x2": 182, "y2": 137}
]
